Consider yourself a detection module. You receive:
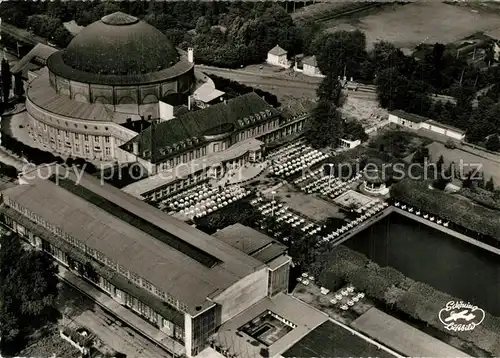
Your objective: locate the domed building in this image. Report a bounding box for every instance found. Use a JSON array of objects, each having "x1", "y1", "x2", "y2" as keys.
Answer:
[{"x1": 24, "y1": 12, "x2": 205, "y2": 162}]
